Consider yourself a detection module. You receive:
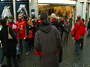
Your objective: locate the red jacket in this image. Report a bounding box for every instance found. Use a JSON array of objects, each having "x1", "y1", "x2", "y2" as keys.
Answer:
[
  {"x1": 80, "y1": 21, "x2": 86, "y2": 35},
  {"x1": 8, "y1": 22, "x2": 18, "y2": 33},
  {"x1": 28, "y1": 29, "x2": 34, "y2": 38},
  {"x1": 15, "y1": 19, "x2": 26, "y2": 40},
  {"x1": 8, "y1": 22, "x2": 13, "y2": 27},
  {"x1": 72, "y1": 19, "x2": 86, "y2": 40},
  {"x1": 38, "y1": 19, "x2": 42, "y2": 23},
  {"x1": 72, "y1": 20, "x2": 81, "y2": 40}
]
